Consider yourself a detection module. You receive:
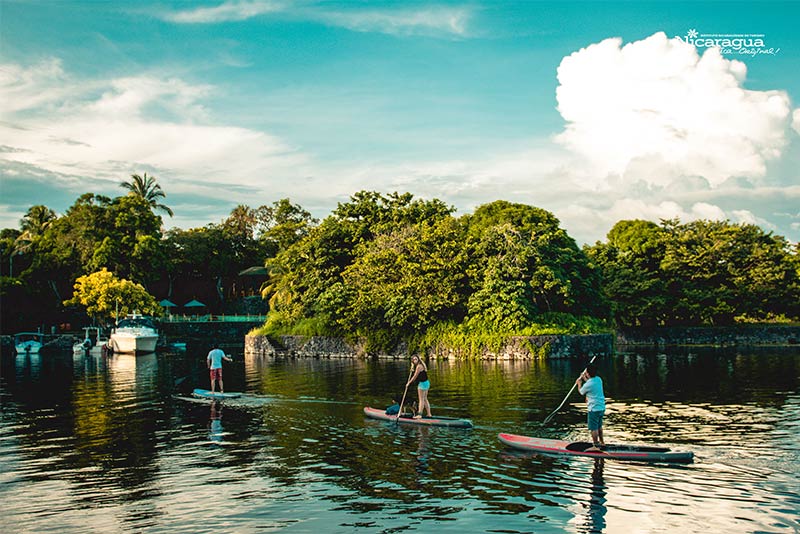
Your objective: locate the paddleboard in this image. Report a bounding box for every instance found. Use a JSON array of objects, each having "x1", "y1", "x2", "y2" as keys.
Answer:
[
  {"x1": 193, "y1": 389, "x2": 242, "y2": 399},
  {"x1": 498, "y1": 433, "x2": 693, "y2": 463},
  {"x1": 363, "y1": 406, "x2": 473, "y2": 428}
]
